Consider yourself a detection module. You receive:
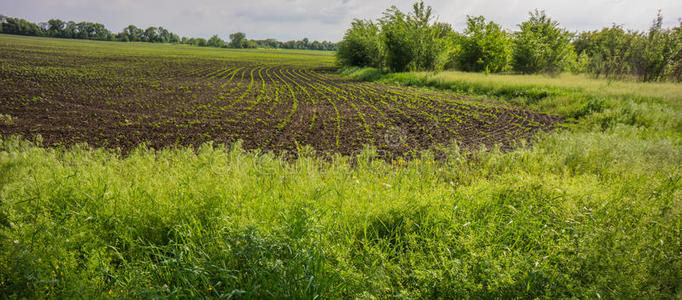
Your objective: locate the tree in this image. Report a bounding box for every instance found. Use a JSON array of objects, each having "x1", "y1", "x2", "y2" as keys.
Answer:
[
  {"x1": 512, "y1": 10, "x2": 575, "y2": 74},
  {"x1": 667, "y1": 20, "x2": 682, "y2": 81},
  {"x1": 122, "y1": 25, "x2": 143, "y2": 42},
  {"x1": 156, "y1": 27, "x2": 170, "y2": 43},
  {"x1": 580, "y1": 25, "x2": 635, "y2": 79},
  {"x1": 457, "y1": 16, "x2": 512, "y2": 73},
  {"x1": 143, "y1": 26, "x2": 158, "y2": 42},
  {"x1": 372, "y1": 1, "x2": 450, "y2": 72},
  {"x1": 336, "y1": 19, "x2": 383, "y2": 68},
  {"x1": 169, "y1": 32, "x2": 180, "y2": 43},
  {"x1": 1, "y1": 17, "x2": 44, "y2": 36},
  {"x1": 90, "y1": 23, "x2": 111, "y2": 40},
  {"x1": 379, "y1": 6, "x2": 414, "y2": 72},
  {"x1": 244, "y1": 40, "x2": 258, "y2": 48},
  {"x1": 630, "y1": 11, "x2": 679, "y2": 81},
  {"x1": 229, "y1": 32, "x2": 246, "y2": 48},
  {"x1": 207, "y1": 34, "x2": 225, "y2": 48},
  {"x1": 47, "y1": 19, "x2": 65, "y2": 37}
]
